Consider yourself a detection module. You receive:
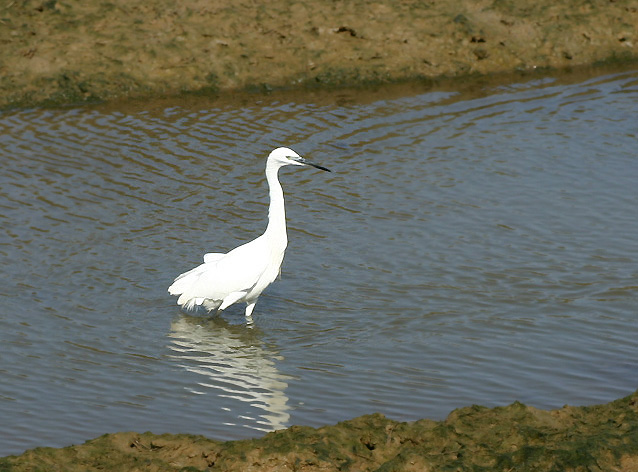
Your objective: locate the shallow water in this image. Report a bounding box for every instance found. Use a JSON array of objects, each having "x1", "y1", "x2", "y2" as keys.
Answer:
[{"x1": 1, "y1": 68, "x2": 637, "y2": 456}]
